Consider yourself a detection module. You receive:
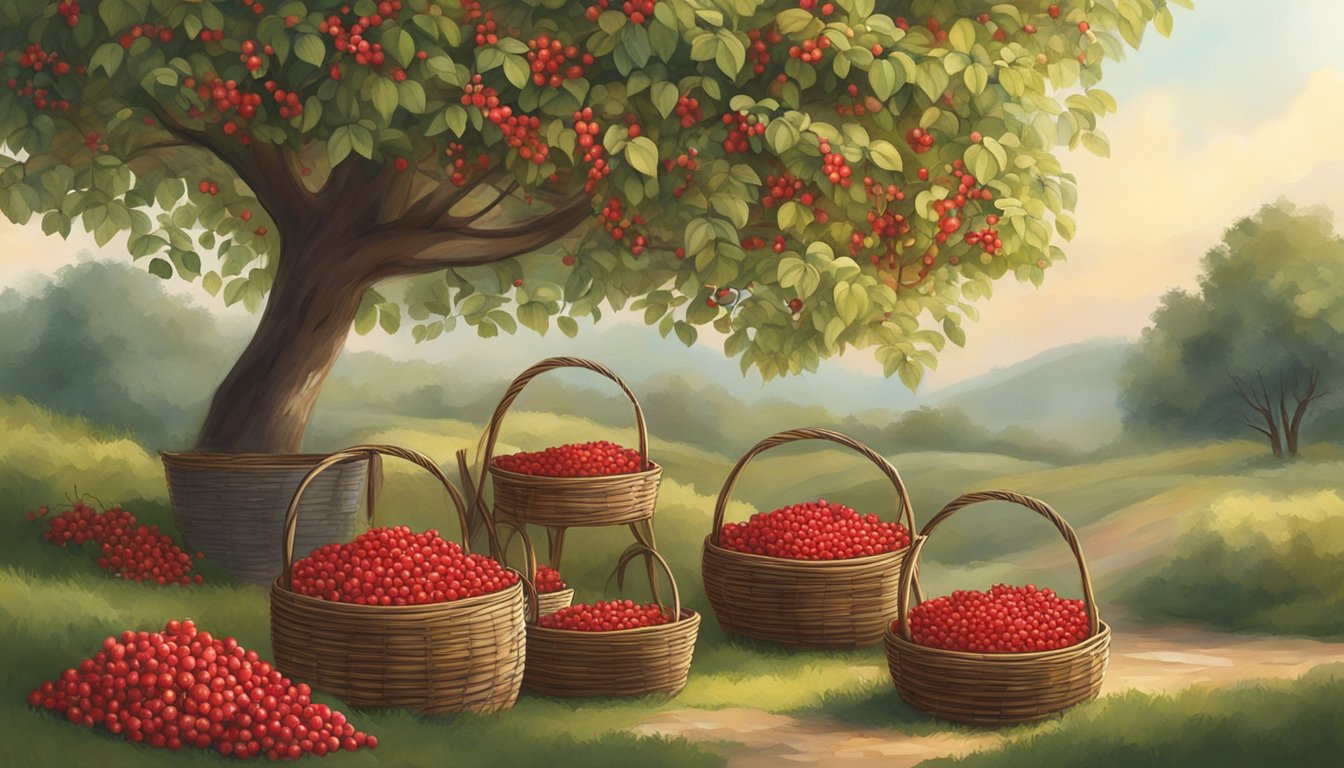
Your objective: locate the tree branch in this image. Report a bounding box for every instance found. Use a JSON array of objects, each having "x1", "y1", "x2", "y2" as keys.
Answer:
[
  {"x1": 1242, "y1": 420, "x2": 1274, "y2": 440},
  {"x1": 438, "y1": 180, "x2": 518, "y2": 228},
  {"x1": 145, "y1": 105, "x2": 314, "y2": 226},
  {"x1": 350, "y1": 192, "x2": 592, "y2": 279},
  {"x1": 399, "y1": 167, "x2": 508, "y2": 230}
]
